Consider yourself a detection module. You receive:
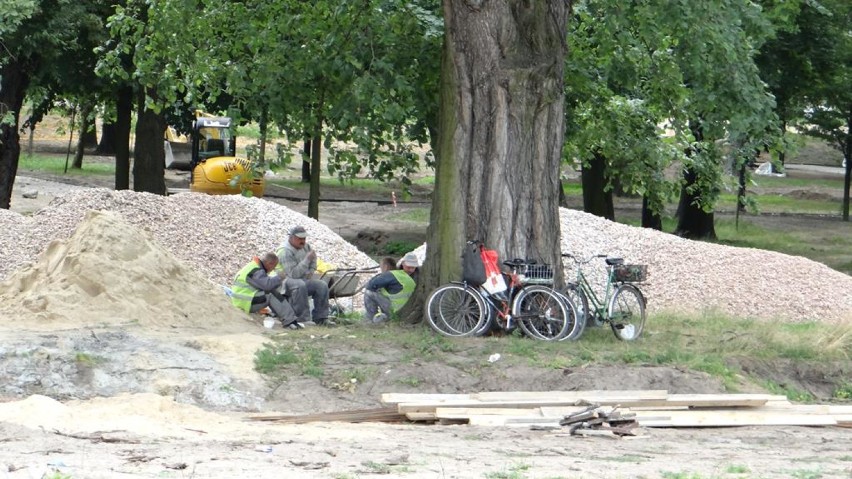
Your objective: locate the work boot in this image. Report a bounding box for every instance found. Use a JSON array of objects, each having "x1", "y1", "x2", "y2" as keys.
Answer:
[
  {"x1": 372, "y1": 313, "x2": 388, "y2": 324},
  {"x1": 313, "y1": 318, "x2": 337, "y2": 327}
]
